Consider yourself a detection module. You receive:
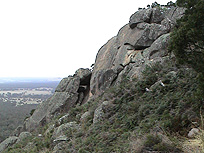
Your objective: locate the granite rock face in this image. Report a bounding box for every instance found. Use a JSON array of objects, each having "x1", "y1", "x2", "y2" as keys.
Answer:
[
  {"x1": 161, "y1": 7, "x2": 185, "y2": 31},
  {"x1": 0, "y1": 7, "x2": 191, "y2": 153},
  {"x1": 129, "y1": 8, "x2": 165, "y2": 29},
  {"x1": 0, "y1": 136, "x2": 19, "y2": 152},
  {"x1": 90, "y1": 7, "x2": 184, "y2": 97},
  {"x1": 25, "y1": 68, "x2": 91, "y2": 132},
  {"x1": 22, "y1": 6, "x2": 185, "y2": 133},
  {"x1": 2, "y1": 6, "x2": 188, "y2": 153},
  {"x1": 16, "y1": 132, "x2": 32, "y2": 143}
]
